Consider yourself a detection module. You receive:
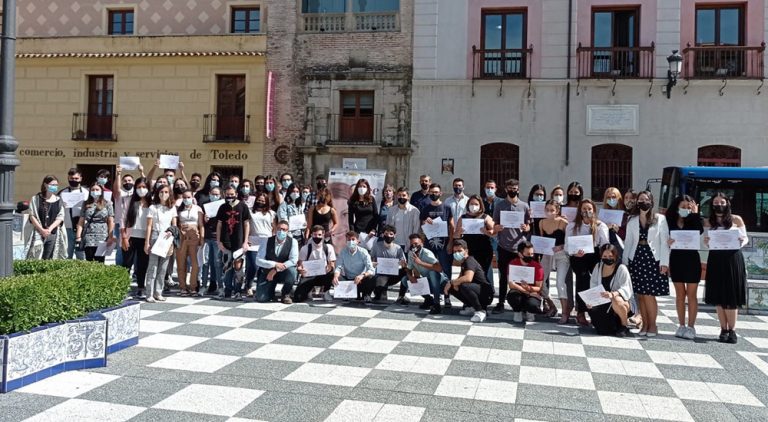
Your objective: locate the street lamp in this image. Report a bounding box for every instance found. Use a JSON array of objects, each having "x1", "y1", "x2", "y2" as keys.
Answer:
[{"x1": 666, "y1": 49, "x2": 683, "y2": 99}]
